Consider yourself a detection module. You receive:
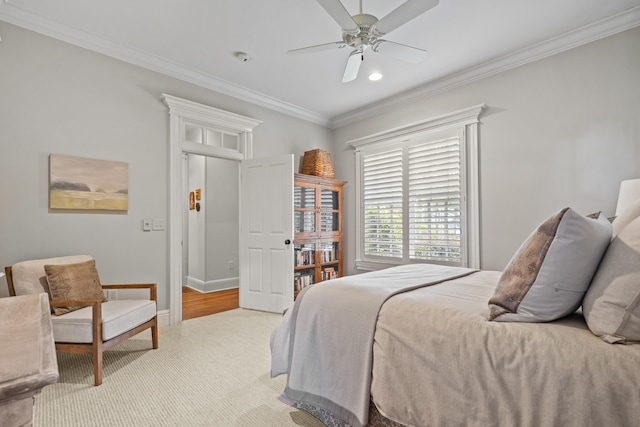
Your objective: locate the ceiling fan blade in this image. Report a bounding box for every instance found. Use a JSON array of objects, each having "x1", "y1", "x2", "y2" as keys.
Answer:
[
  {"x1": 373, "y1": 0, "x2": 439, "y2": 37},
  {"x1": 372, "y1": 40, "x2": 428, "y2": 64},
  {"x1": 342, "y1": 50, "x2": 362, "y2": 83},
  {"x1": 316, "y1": 0, "x2": 358, "y2": 34},
  {"x1": 288, "y1": 41, "x2": 347, "y2": 55}
]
